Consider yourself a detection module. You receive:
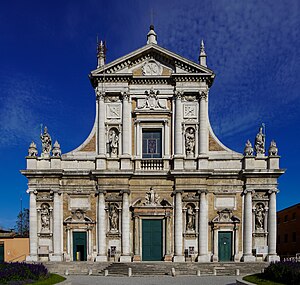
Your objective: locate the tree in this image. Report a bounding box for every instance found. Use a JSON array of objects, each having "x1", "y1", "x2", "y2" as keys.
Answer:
[{"x1": 15, "y1": 208, "x2": 29, "y2": 237}]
